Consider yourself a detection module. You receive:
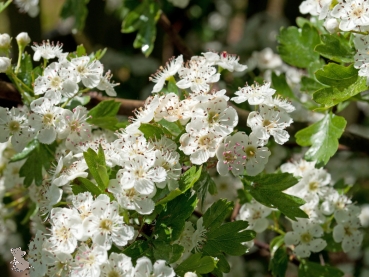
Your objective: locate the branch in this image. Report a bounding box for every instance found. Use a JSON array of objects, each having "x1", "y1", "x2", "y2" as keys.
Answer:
[{"x1": 158, "y1": 13, "x2": 193, "y2": 60}]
